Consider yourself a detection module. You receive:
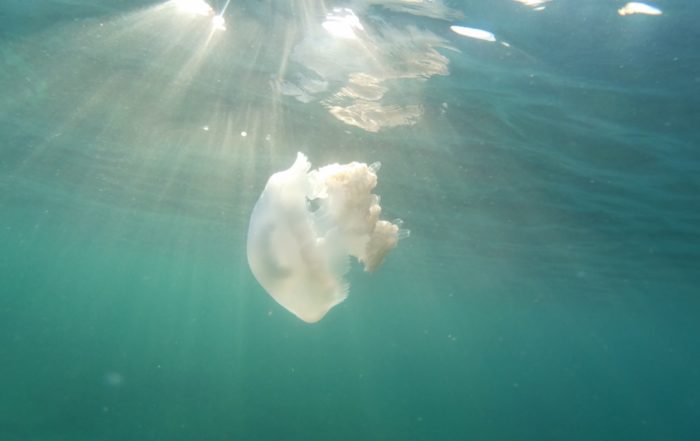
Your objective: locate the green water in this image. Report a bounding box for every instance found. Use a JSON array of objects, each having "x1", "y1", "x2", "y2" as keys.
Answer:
[{"x1": 2, "y1": 1, "x2": 699, "y2": 440}]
